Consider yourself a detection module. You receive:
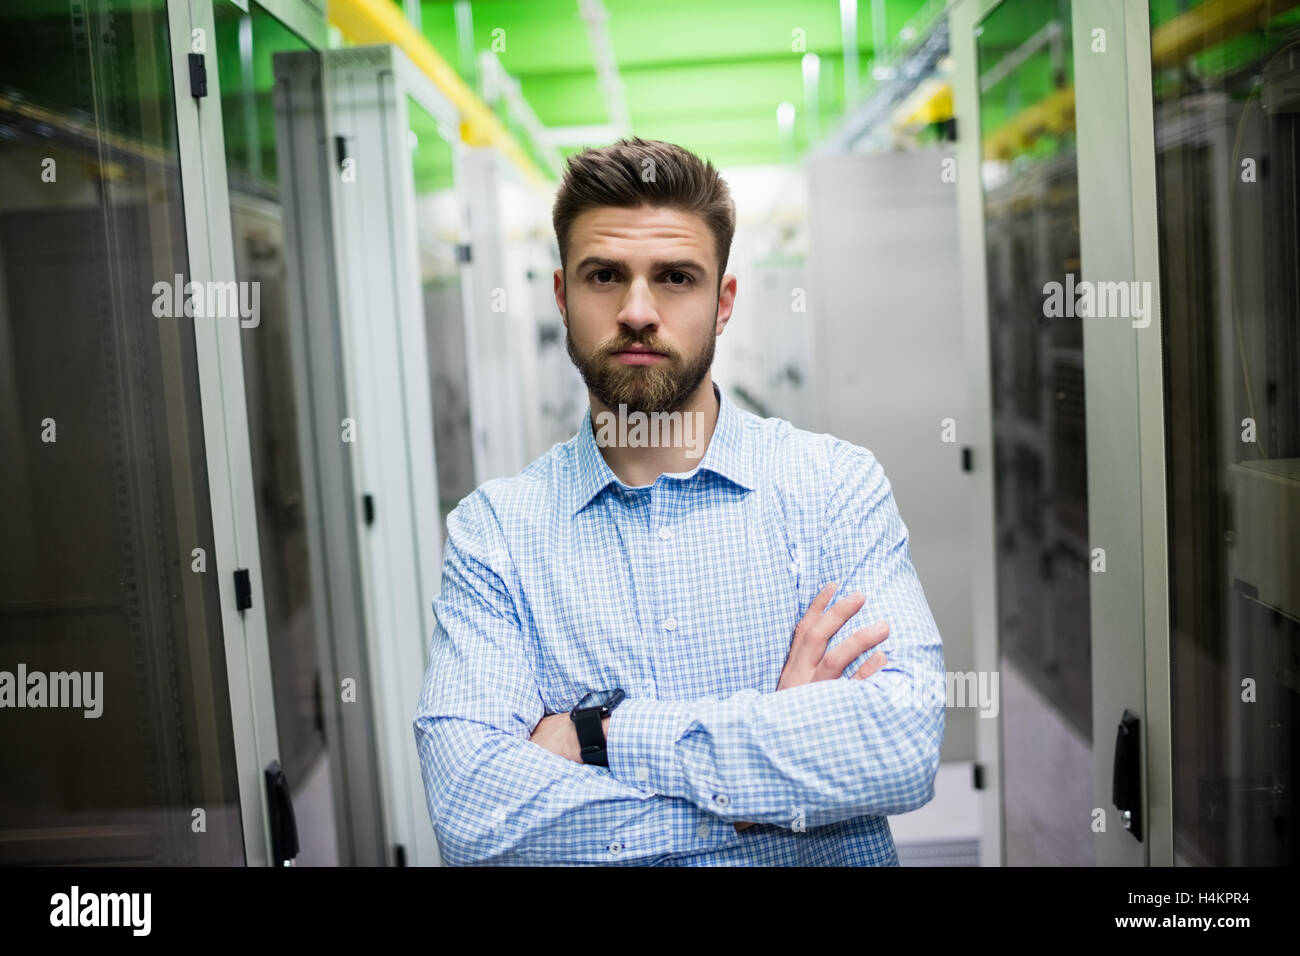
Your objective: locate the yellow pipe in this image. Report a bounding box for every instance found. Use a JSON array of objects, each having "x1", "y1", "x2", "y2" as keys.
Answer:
[
  {"x1": 328, "y1": 0, "x2": 551, "y2": 187},
  {"x1": 1151, "y1": 0, "x2": 1300, "y2": 68},
  {"x1": 983, "y1": 0, "x2": 1300, "y2": 160},
  {"x1": 983, "y1": 85, "x2": 1075, "y2": 161}
]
